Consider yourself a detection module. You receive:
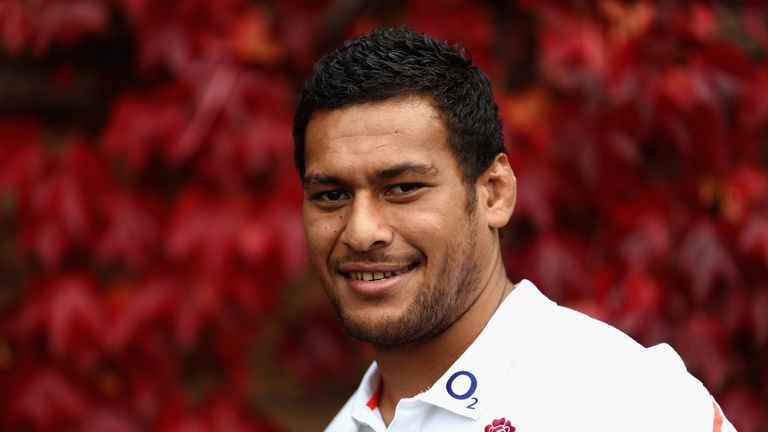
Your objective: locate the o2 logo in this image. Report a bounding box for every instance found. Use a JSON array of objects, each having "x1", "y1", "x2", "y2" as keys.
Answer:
[{"x1": 446, "y1": 370, "x2": 478, "y2": 410}]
